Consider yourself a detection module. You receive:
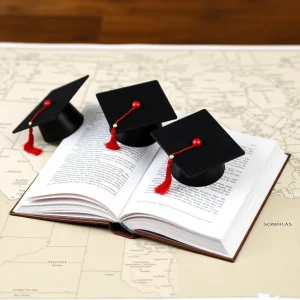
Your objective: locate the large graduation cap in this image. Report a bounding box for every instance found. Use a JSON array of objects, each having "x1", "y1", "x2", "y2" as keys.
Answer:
[
  {"x1": 151, "y1": 109, "x2": 245, "y2": 194},
  {"x1": 96, "y1": 80, "x2": 177, "y2": 149},
  {"x1": 13, "y1": 75, "x2": 88, "y2": 155}
]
